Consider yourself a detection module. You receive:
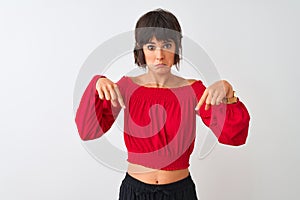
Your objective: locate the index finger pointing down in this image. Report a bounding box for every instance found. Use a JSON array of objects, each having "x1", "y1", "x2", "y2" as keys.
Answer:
[
  {"x1": 195, "y1": 89, "x2": 208, "y2": 110},
  {"x1": 114, "y1": 85, "x2": 126, "y2": 109}
]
